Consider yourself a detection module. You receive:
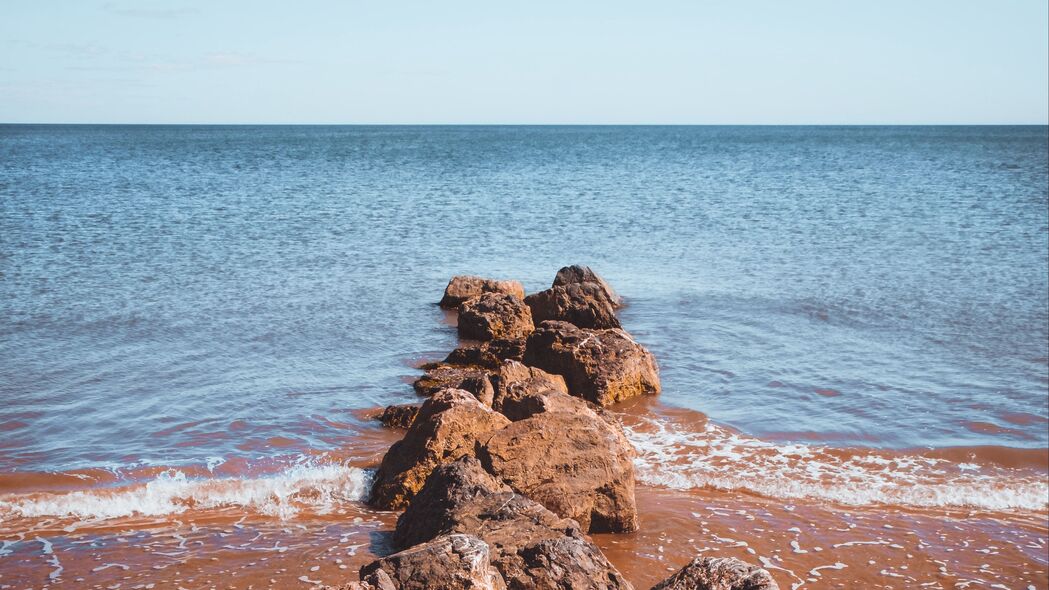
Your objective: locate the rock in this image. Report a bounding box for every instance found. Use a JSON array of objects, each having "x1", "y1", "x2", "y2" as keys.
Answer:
[
  {"x1": 414, "y1": 363, "x2": 495, "y2": 406},
  {"x1": 525, "y1": 282, "x2": 621, "y2": 330},
  {"x1": 553, "y1": 265, "x2": 622, "y2": 308},
  {"x1": 369, "y1": 389, "x2": 511, "y2": 510},
  {"x1": 444, "y1": 339, "x2": 526, "y2": 370},
  {"x1": 377, "y1": 404, "x2": 421, "y2": 429},
  {"x1": 395, "y1": 457, "x2": 632, "y2": 590},
  {"x1": 441, "y1": 276, "x2": 525, "y2": 309},
  {"x1": 479, "y1": 410, "x2": 639, "y2": 533},
  {"x1": 651, "y1": 557, "x2": 780, "y2": 590},
  {"x1": 359, "y1": 533, "x2": 506, "y2": 590},
  {"x1": 459, "y1": 293, "x2": 534, "y2": 341},
  {"x1": 523, "y1": 321, "x2": 660, "y2": 407},
  {"x1": 489, "y1": 360, "x2": 573, "y2": 420}
]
